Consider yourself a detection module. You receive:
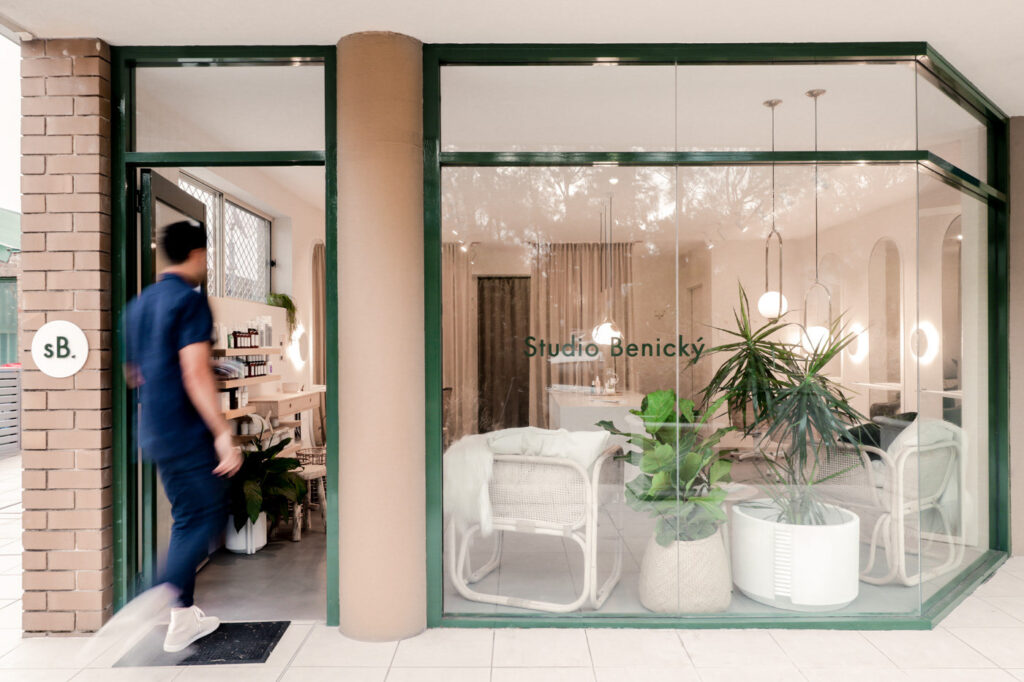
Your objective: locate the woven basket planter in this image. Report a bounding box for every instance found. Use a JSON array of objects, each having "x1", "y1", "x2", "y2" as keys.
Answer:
[{"x1": 638, "y1": 527, "x2": 732, "y2": 614}]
